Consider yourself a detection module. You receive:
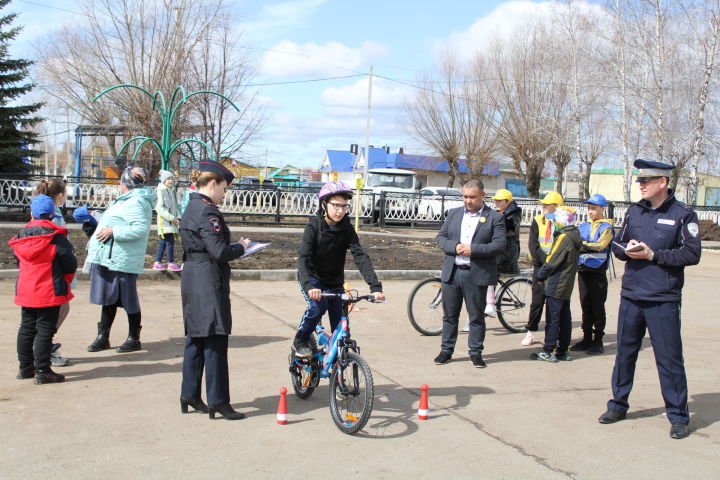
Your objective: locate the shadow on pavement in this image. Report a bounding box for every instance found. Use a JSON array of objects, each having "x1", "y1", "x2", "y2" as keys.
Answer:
[
  {"x1": 230, "y1": 383, "x2": 494, "y2": 439},
  {"x1": 630, "y1": 392, "x2": 720, "y2": 433}
]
